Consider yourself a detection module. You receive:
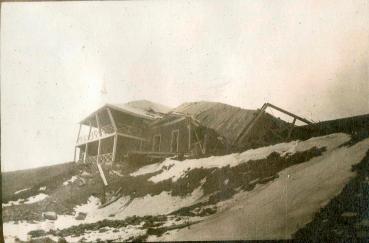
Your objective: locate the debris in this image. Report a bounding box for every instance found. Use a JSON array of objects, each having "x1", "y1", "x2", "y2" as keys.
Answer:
[
  {"x1": 39, "y1": 186, "x2": 47, "y2": 191},
  {"x1": 75, "y1": 212, "x2": 87, "y2": 220},
  {"x1": 42, "y1": 212, "x2": 58, "y2": 220},
  {"x1": 81, "y1": 171, "x2": 92, "y2": 178}
]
